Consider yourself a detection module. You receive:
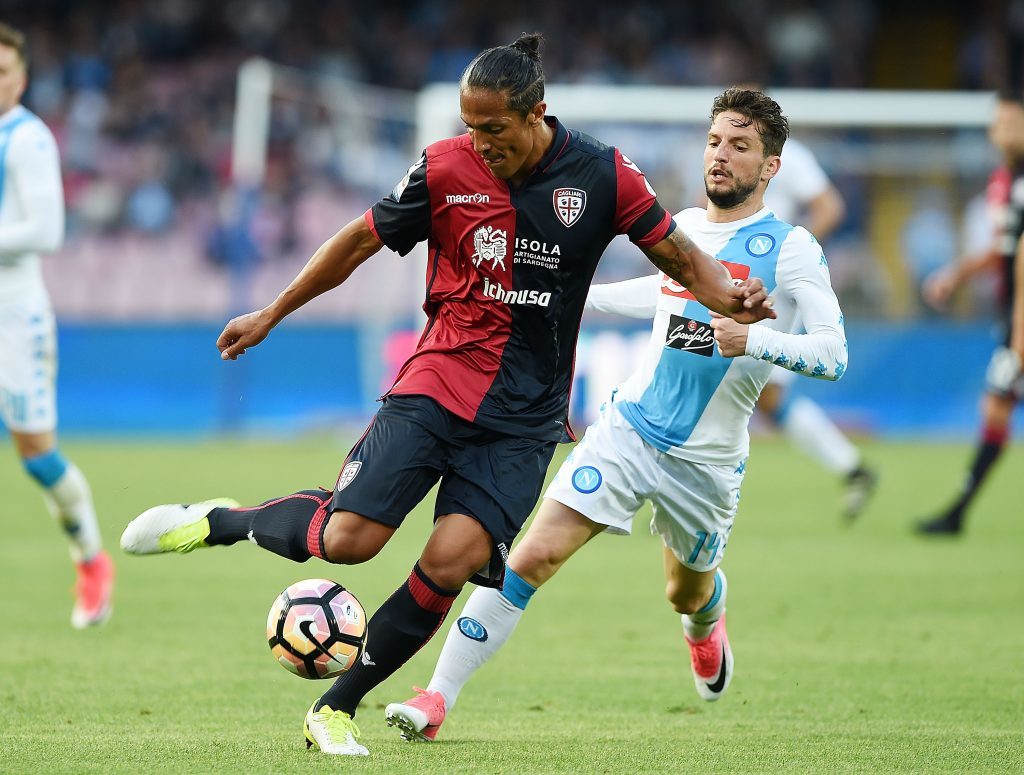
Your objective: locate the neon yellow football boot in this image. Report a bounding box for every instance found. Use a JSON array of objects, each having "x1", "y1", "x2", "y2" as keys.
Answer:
[
  {"x1": 120, "y1": 498, "x2": 240, "y2": 555},
  {"x1": 304, "y1": 703, "x2": 368, "y2": 756}
]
